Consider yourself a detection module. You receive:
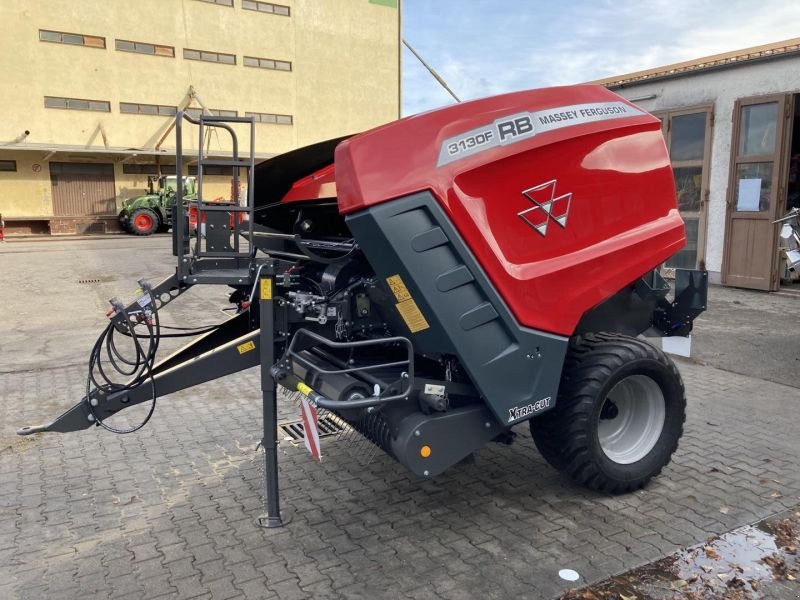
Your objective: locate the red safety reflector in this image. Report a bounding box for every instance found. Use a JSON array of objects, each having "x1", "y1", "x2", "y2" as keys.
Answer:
[{"x1": 298, "y1": 396, "x2": 322, "y2": 461}]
